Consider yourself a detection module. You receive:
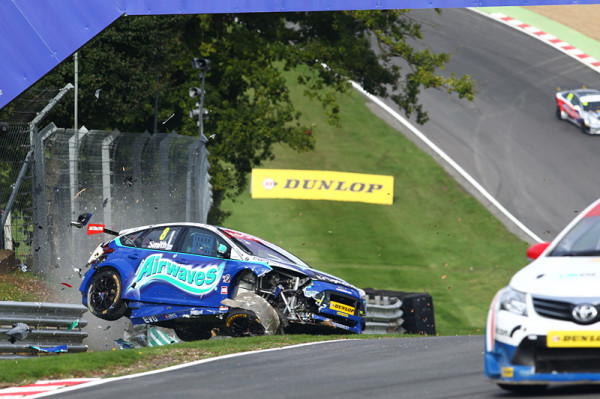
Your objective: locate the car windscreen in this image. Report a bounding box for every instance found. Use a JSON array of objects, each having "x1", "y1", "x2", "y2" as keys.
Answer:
[
  {"x1": 550, "y1": 215, "x2": 600, "y2": 256},
  {"x1": 220, "y1": 228, "x2": 311, "y2": 268},
  {"x1": 583, "y1": 100, "x2": 600, "y2": 112}
]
